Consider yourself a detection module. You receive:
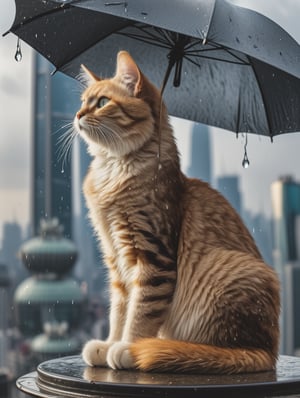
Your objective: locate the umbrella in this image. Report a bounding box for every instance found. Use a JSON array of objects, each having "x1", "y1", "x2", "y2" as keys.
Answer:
[{"x1": 4, "y1": 0, "x2": 300, "y2": 140}]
